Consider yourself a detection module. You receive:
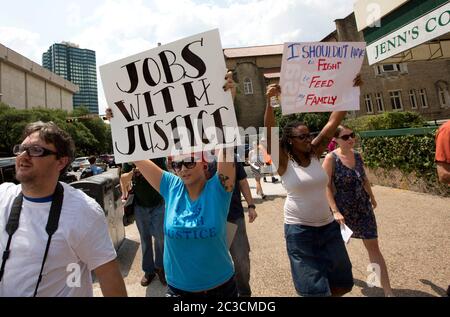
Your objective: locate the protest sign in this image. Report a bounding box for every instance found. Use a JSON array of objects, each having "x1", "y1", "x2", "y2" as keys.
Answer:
[
  {"x1": 100, "y1": 29, "x2": 238, "y2": 163},
  {"x1": 279, "y1": 42, "x2": 366, "y2": 115}
]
